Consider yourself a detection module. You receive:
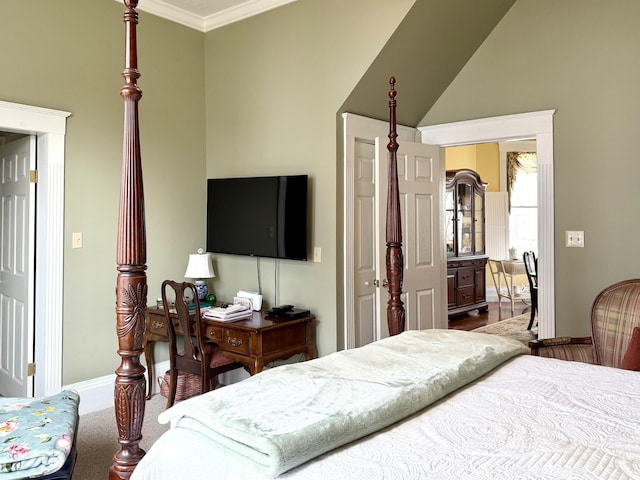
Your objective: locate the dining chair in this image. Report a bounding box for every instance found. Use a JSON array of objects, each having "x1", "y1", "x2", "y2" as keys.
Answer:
[
  {"x1": 530, "y1": 279, "x2": 640, "y2": 369},
  {"x1": 522, "y1": 251, "x2": 538, "y2": 330},
  {"x1": 161, "y1": 280, "x2": 240, "y2": 408},
  {"x1": 488, "y1": 259, "x2": 531, "y2": 320}
]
